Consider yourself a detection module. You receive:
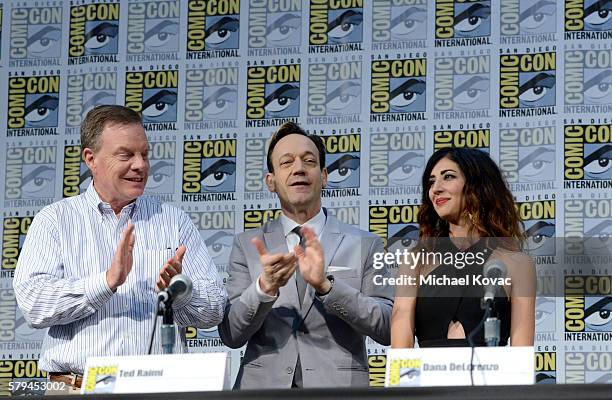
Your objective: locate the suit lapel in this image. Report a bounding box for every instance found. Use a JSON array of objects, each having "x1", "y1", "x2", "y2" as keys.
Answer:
[
  {"x1": 264, "y1": 219, "x2": 300, "y2": 307},
  {"x1": 300, "y1": 215, "x2": 344, "y2": 314}
]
